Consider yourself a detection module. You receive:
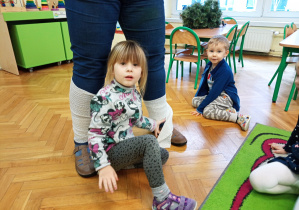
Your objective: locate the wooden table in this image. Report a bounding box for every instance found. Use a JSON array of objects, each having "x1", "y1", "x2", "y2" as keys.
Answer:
[
  {"x1": 272, "y1": 30, "x2": 299, "y2": 102},
  {"x1": 165, "y1": 24, "x2": 242, "y2": 40}
]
